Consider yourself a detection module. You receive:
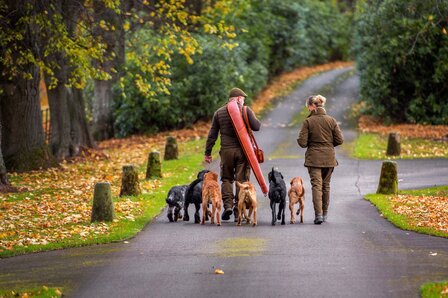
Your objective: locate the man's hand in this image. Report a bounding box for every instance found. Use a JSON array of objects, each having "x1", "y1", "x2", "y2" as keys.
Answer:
[{"x1": 204, "y1": 155, "x2": 212, "y2": 163}]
